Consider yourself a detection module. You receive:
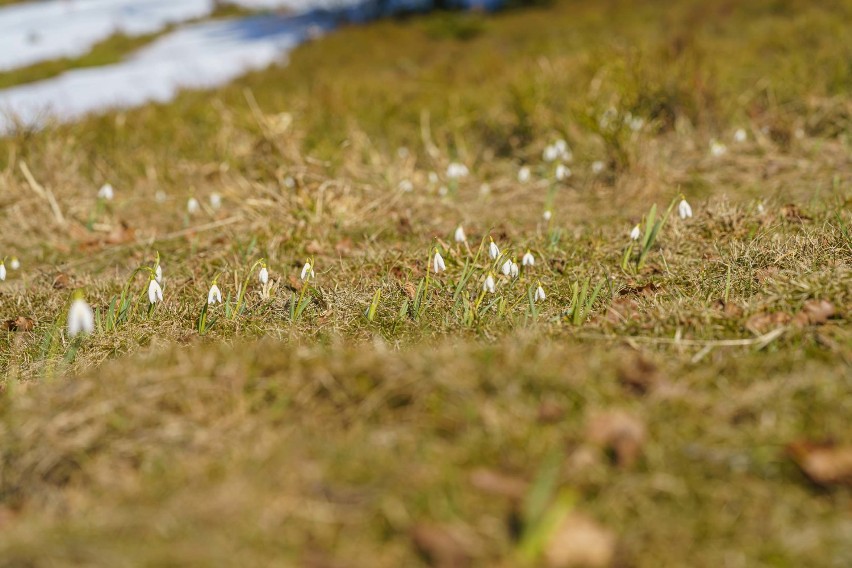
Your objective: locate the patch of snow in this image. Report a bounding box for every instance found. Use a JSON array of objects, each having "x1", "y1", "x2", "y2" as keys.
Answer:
[{"x1": 0, "y1": 11, "x2": 336, "y2": 132}]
